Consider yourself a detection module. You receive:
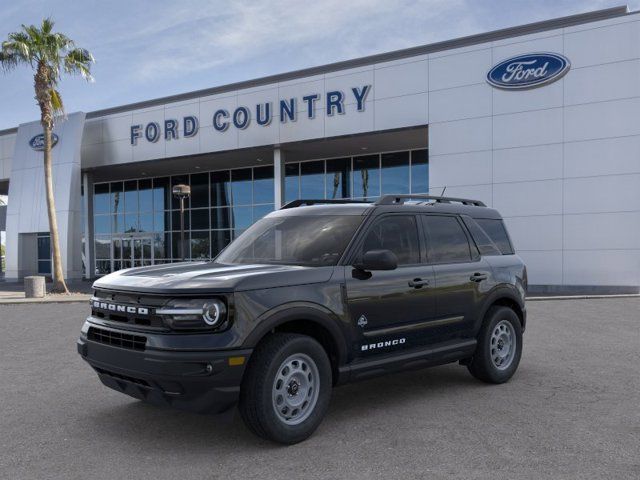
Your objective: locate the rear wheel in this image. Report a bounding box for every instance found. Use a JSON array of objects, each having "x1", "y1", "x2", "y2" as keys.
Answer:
[
  {"x1": 467, "y1": 306, "x2": 522, "y2": 384},
  {"x1": 239, "y1": 333, "x2": 332, "y2": 444}
]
